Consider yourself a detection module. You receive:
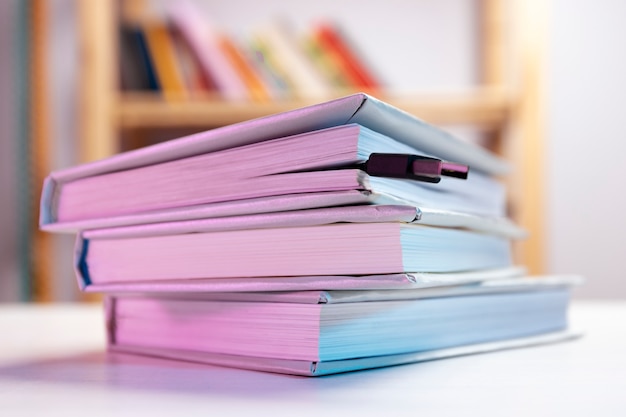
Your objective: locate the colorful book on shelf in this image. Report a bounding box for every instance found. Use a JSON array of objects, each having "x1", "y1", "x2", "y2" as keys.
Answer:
[
  {"x1": 302, "y1": 33, "x2": 352, "y2": 89},
  {"x1": 119, "y1": 24, "x2": 159, "y2": 91},
  {"x1": 219, "y1": 35, "x2": 271, "y2": 102},
  {"x1": 248, "y1": 37, "x2": 293, "y2": 97},
  {"x1": 246, "y1": 39, "x2": 291, "y2": 99},
  {"x1": 142, "y1": 20, "x2": 188, "y2": 101},
  {"x1": 40, "y1": 93, "x2": 509, "y2": 231},
  {"x1": 167, "y1": 0, "x2": 248, "y2": 100},
  {"x1": 74, "y1": 204, "x2": 518, "y2": 287},
  {"x1": 252, "y1": 20, "x2": 334, "y2": 99},
  {"x1": 169, "y1": 26, "x2": 218, "y2": 94},
  {"x1": 312, "y1": 21, "x2": 381, "y2": 93},
  {"x1": 104, "y1": 276, "x2": 580, "y2": 376}
]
